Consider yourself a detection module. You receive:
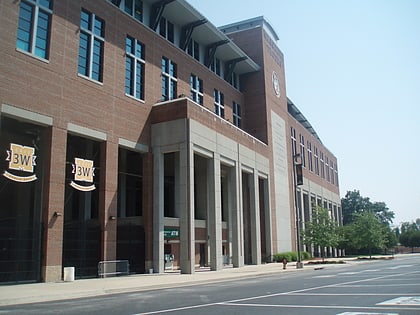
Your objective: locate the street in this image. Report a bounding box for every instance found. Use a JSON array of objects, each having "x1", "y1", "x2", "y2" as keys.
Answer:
[{"x1": 1, "y1": 255, "x2": 419, "y2": 315}]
